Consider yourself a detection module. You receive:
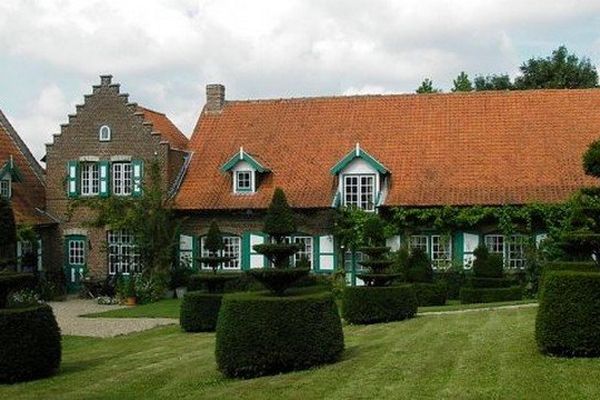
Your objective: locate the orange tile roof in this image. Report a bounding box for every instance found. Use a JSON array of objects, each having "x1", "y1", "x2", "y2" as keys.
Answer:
[
  {"x1": 175, "y1": 89, "x2": 600, "y2": 210},
  {"x1": 0, "y1": 110, "x2": 52, "y2": 225},
  {"x1": 138, "y1": 107, "x2": 188, "y2": 150}
]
